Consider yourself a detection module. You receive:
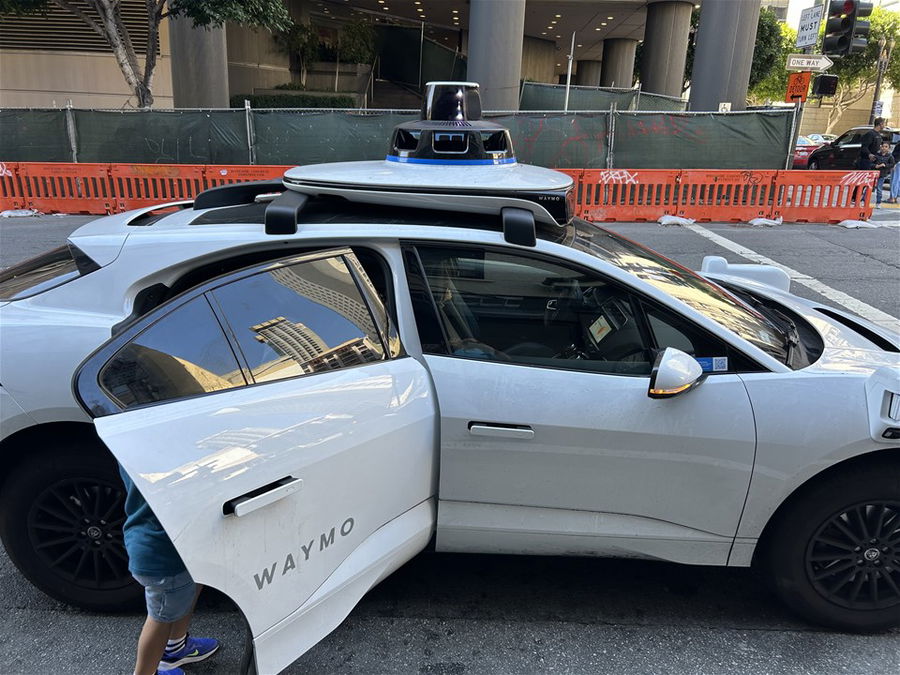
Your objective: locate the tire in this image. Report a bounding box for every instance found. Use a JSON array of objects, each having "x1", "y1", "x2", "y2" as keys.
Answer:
[
  {"x1": 0, "y1": 444, "x2": 142, "y2": 611},
  {"x1": 808, "y1": 160, "x2": 819, "y2": 170},
  {"x1": 766, "y1": 460, "x2": 900, "y2": 632}
]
